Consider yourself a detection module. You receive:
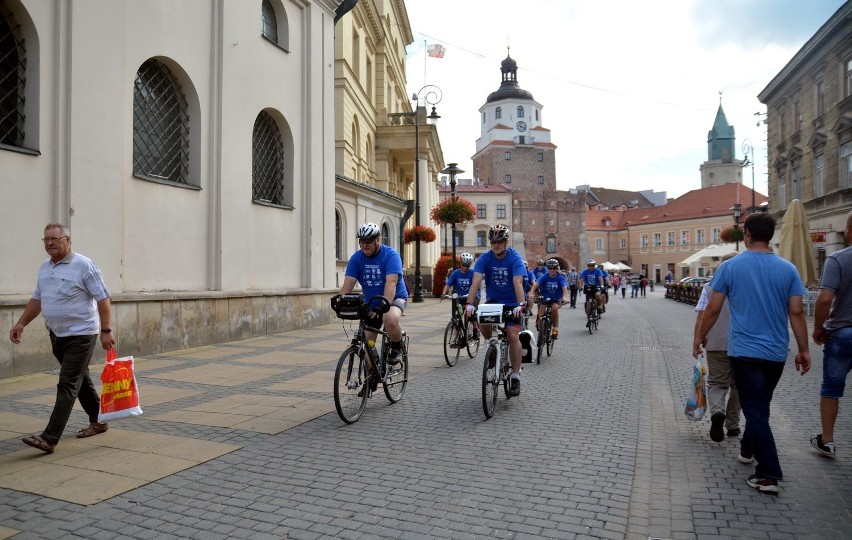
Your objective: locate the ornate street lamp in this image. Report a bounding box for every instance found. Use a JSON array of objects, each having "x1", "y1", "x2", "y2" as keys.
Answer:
[
  {"x1": 730, "y1": 203, "x2": 743, "y2": 250},
  {"x1": 398, "y1": 85, "x2": 441, "y2": 302},
  {"x1": 441, "y1": 162, "x2": 465, "y2": 268}
]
